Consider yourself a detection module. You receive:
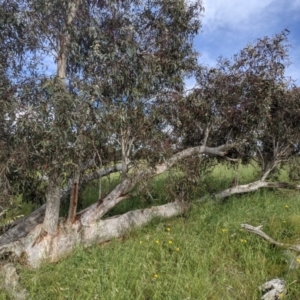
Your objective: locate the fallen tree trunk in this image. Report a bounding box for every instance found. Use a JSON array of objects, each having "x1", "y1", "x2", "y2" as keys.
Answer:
[{"x1": 0, "y1": 202, "x2": 188, "y2": 268}]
